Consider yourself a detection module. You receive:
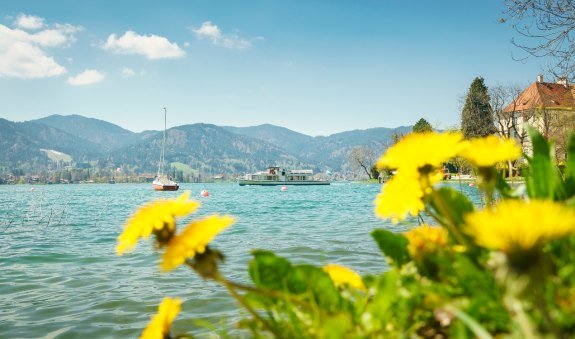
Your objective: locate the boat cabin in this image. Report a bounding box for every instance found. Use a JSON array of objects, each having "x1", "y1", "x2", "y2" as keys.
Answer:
[{"x1": 244, "y1": 166, "x2": 314, "y2": 182}]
